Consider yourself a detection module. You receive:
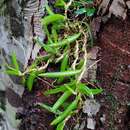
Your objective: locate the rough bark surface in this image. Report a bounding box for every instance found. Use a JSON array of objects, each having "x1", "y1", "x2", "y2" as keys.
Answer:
[{"x1": 0, "y1": 0, "x2": 45, "y2": 130}]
